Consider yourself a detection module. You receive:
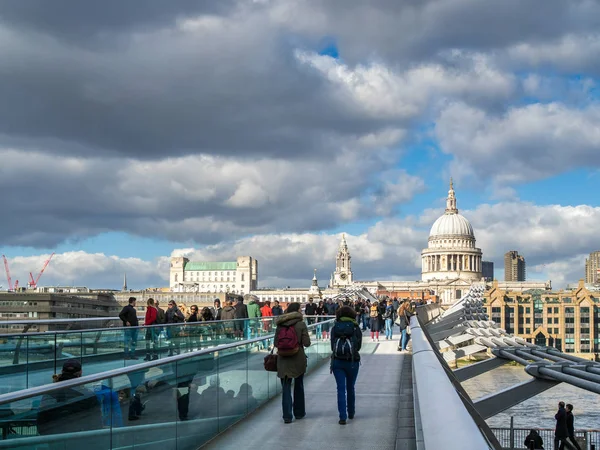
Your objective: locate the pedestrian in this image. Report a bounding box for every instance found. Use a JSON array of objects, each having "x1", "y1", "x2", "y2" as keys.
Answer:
[
  {"x1": 165, "y1": 300, "x2": 185, "y2": 356},
  {"x1": 272, "y1": 300, "x2": 283, "y2": 316},
  {"x1": 184, "y1": 305, "x2": 200, "y2": 352},
  {"x1": 212, "y1": 299, "x2": 222, "y2": 320},
  {"x1": 233, "y1": 297, "x2": 249, "y2": 339},
  {"x1": 220, "y1": 300, "x2": 237, "y2": 339},
  {"x1": 119, "y1": 297, "x2": 139, "y2": 360},
  {"x1": 37, "y1": 360, "x2": 103, "y2": 435},
  {"x1": 304, "y1": 298, "x2": 317, "y2": 326},
  {"x1": 383, "y1": 302, "x2": 395, "y2": 340},
  {"x1": 261, "y1": 301, "x2": 273, "y2": 332},
  {"x1": 143, "y1": 298, "x2": 159, "y2": 361},
  {"x1": 274, "y1": 302, "x2": 311, "y2": 424},
  {"x1": 397, "y1": 302, "x2": 411, "y2": 352},
  {"x1": 246, "y1": 294, "x2": 262, "y2": 339},
  {"x1": 369, "y1": 302, "x2": 380, "y2": 342},
  {"x1": 330, "y1": 305, "x2": 362, "y2": 425},
  {"x1": 566, "y1": 404, "x2": 582, "y2": 450},
  {"x1": 524, "y1": 429, "x2": 544, "y2": 449},
  {"x1": 554, "y1": 401, "x2": 570, "y2": 450}
]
